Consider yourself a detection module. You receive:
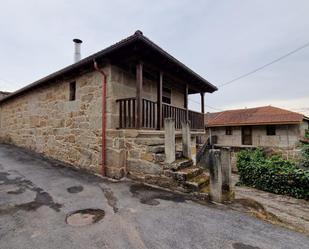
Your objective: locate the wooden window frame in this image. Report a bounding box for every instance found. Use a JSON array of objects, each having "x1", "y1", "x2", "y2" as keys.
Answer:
[
  {"x1": 69, "y1": 81, "x2": 76, "y2": 101},
  {"x1": 162, "y1": 87, "x2": 171, "y2": 104},
  {"x1": 266, "y1": 125, "x2": 276, "y2": 136},
  {"x1": 225, "y1": 126, "x2": 232, "y2": 135}
]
